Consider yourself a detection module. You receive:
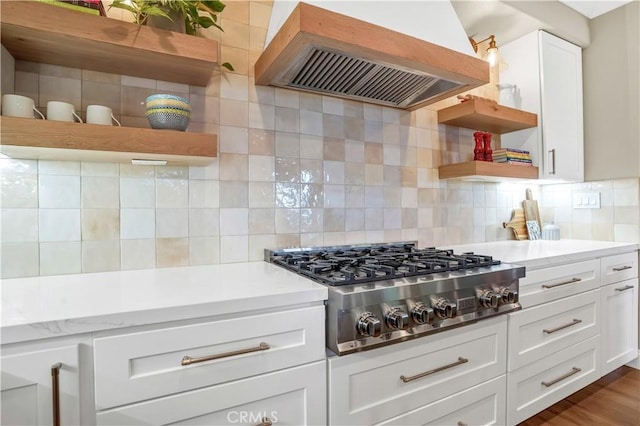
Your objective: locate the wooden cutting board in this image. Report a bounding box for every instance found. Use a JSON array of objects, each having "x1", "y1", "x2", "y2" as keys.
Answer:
[
  {"x1": 522, "y1": 188, "x2": 542, "y2": 240},
  {"x1": 503, "y1": 208, "x2": 528, "y2": 240}
]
